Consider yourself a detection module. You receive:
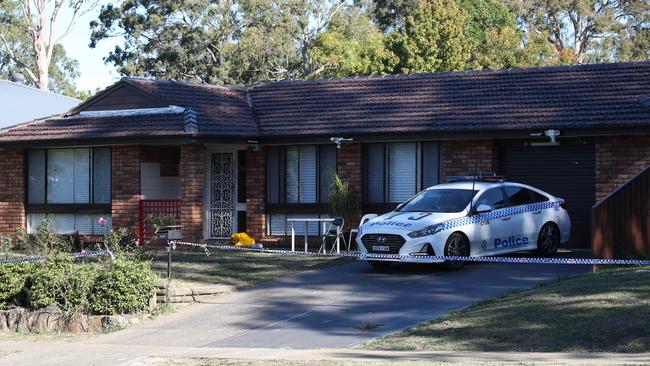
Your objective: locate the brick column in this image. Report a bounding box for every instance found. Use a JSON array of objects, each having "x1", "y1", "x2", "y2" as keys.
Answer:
[
  {"x1": 111, "y1": 146, "x2": 141, "y2": 234},
  {"x1": 440, "y1": 140, "x2": 498, "y2": 178},
  {"x1": 337, "y1": 142, "x2": 363, "y2": 229},
  {"x1": 245, "y1": 148, "x2": 266, "y2": 242},
  {"x1": 0, "y1": 149, "x2": 25, "y2": 238},
  {"x1": 180, "y1": 144, "x2": 205, "y2": 242},
  {"x1": 595, "y1": 136, "x2": 650, "y2": 201}
]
